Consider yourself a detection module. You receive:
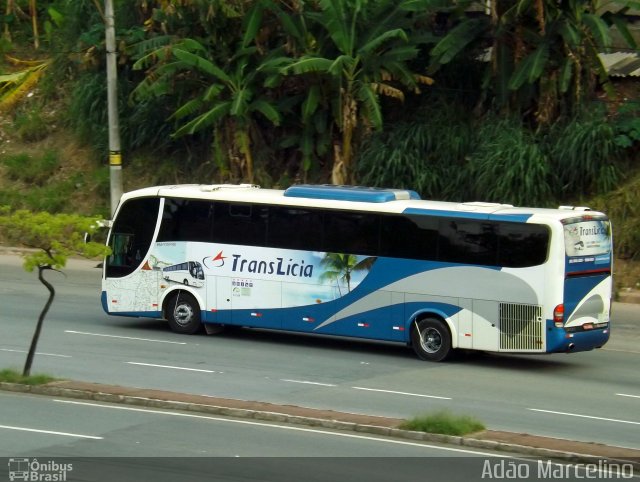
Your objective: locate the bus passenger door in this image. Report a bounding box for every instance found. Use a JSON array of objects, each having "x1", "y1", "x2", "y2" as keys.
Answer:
[{"x1": 213, "y1": 276, "x2": 233, "y2": 324}]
